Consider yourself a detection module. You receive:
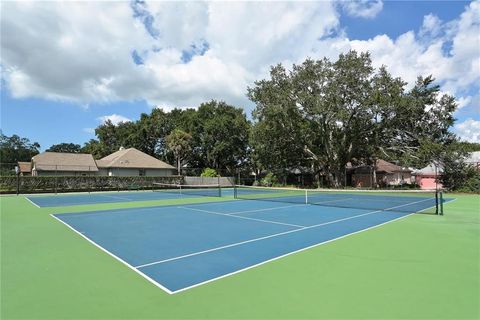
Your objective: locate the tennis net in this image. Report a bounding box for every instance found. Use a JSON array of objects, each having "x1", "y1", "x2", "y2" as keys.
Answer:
[
  {"x1": 234, "y1": 185, "x2": 443, "y2": 214},
  {"x1": 153, "y1": 183, "x2": 221, "y2": 197}
]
